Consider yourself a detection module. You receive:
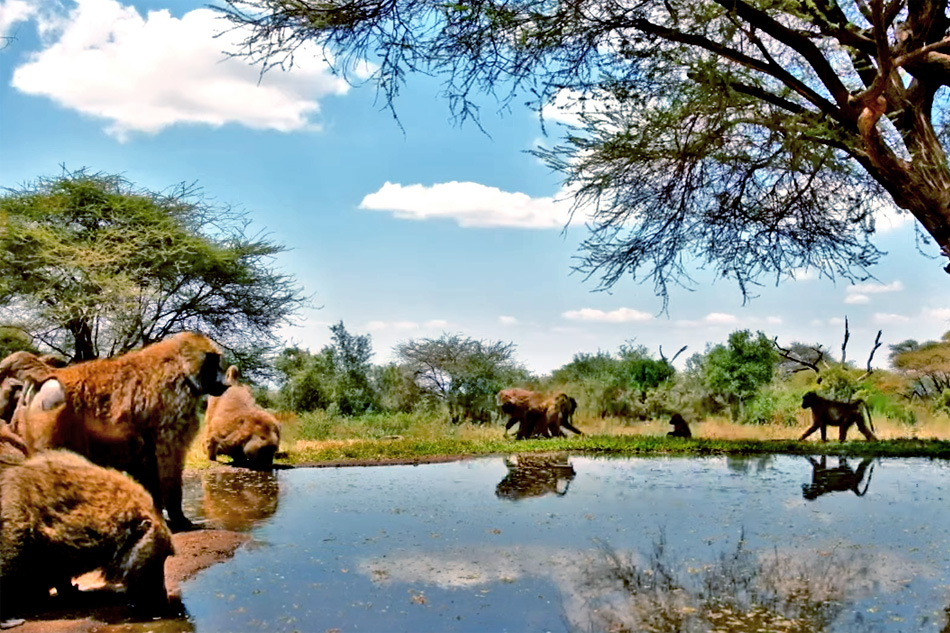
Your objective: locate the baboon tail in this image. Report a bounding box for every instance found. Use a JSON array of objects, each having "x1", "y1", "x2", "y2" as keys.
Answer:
[{"x1": 862, "y1": 400, "x2": 875, "y2": 432}]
